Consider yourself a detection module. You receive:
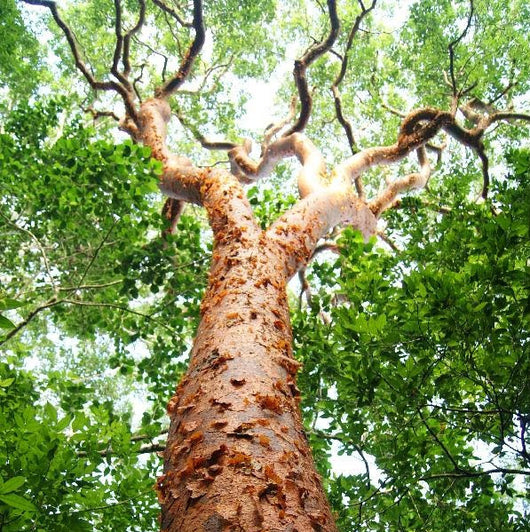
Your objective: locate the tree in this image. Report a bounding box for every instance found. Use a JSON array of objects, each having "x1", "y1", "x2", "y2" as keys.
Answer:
[{"x1": 1, "y1": 0, "x2": 529, "y2": 530}]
